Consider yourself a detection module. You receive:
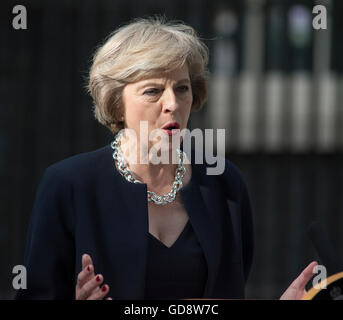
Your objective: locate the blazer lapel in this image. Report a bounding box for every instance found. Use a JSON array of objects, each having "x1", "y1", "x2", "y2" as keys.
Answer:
[
  {"x1": 180, "y1": 162, "x2": 224, "y2": 298},
  {"x1": 180, "y1": 158, "x2": 242, "y2": 298},
  {"x1": 103, "y1": 158, "x2": 149, "y2": 299}
]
